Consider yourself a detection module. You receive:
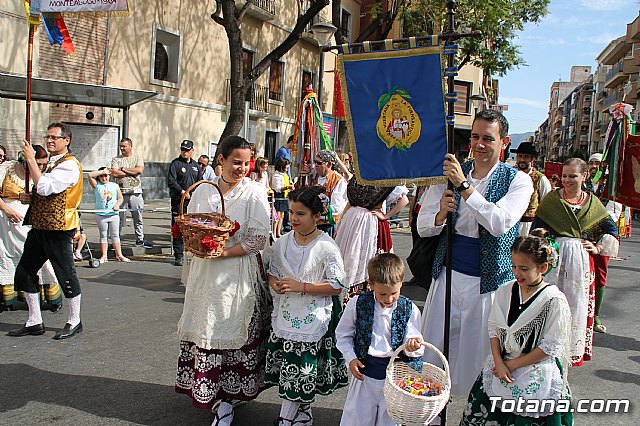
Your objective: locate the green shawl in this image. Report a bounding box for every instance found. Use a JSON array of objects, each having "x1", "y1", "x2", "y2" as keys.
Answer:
[{"x1": 536, "y1": 190, "x2": 610, "y2": 239}]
